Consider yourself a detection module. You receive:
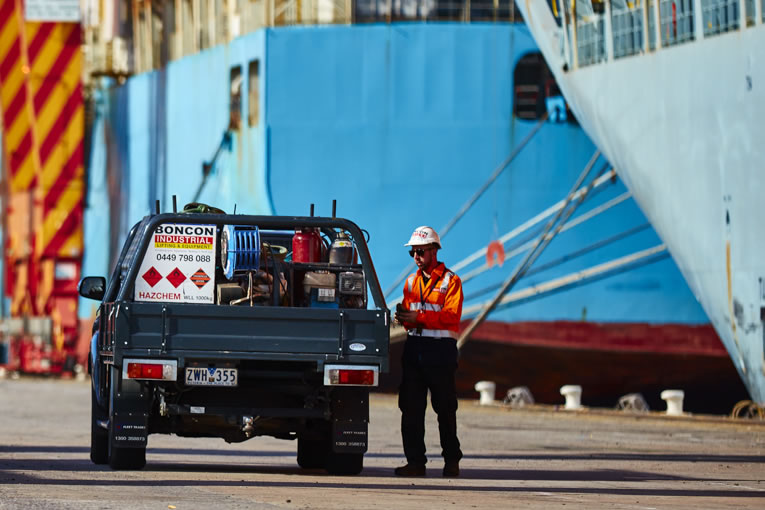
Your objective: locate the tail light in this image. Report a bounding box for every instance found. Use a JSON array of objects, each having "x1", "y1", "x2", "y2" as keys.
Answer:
[
  {"x1": 323, "y1": 364, "x2": 379, "y2": 386},
  {"x1": 123, "y1": 359, "x2": 178, "y2": 381}
]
